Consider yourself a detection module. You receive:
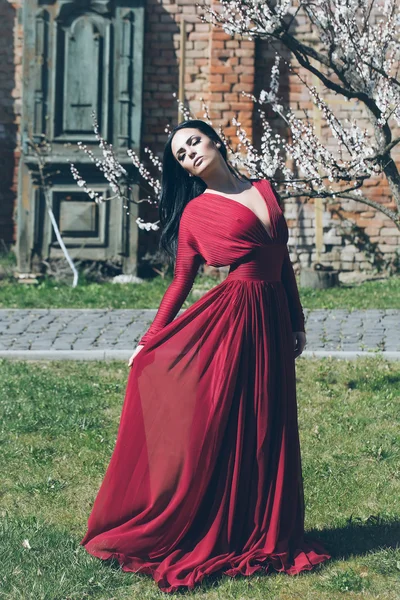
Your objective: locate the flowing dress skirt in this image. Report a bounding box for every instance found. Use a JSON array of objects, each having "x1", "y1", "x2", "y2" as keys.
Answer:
[{"x1": 80, "y1": 268, "x2": 331, "y2": 592}]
